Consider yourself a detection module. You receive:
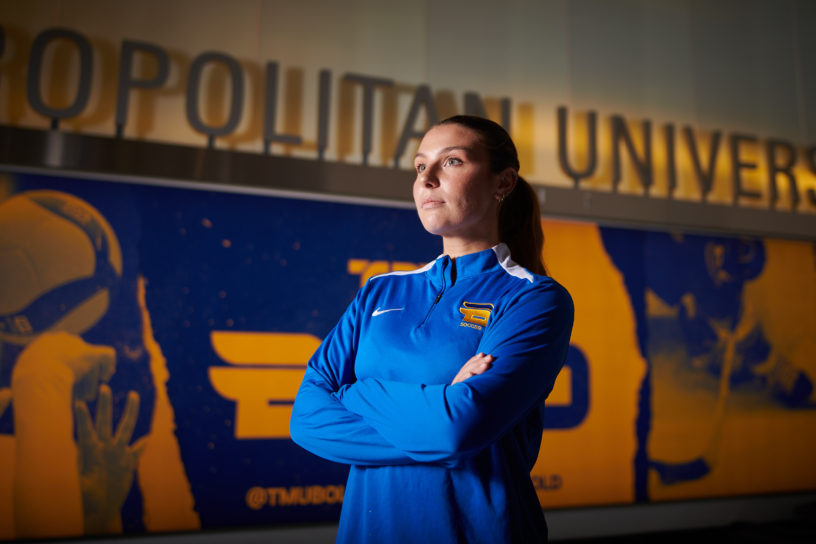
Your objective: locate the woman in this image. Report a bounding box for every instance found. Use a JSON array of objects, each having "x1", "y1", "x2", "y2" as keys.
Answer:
[{"x1": 291, "y1": 115, "x2": 574, "y2": 543}]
